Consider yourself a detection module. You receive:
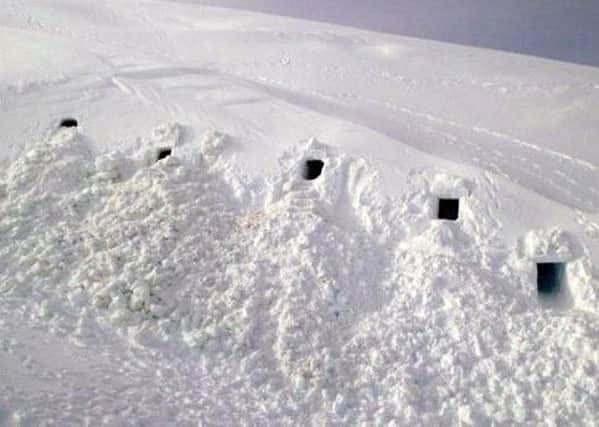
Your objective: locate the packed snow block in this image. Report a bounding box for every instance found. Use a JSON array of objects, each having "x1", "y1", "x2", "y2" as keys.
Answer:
[
  {"x1": 59, "y1": 118, "x2": 78, "y2": 128},
  {"x1": 437, "y1": 198, "x2": 459, "y2": 220},
  {"x1": 302, "y1": 159, "x2": 324, "y2": 180},
  {"x1": 537, "y1": 262, "x2": 565, "y2": 295},
  {"x1": 156, "y1": 147, "x2": 172, "y2": 161}
]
